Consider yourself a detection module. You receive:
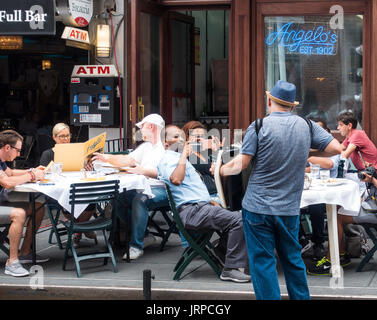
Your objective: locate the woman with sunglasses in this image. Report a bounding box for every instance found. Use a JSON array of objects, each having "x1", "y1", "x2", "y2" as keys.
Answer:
[{"x1": 39, "y1": 123, "x2": 96, "y2": 245}]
